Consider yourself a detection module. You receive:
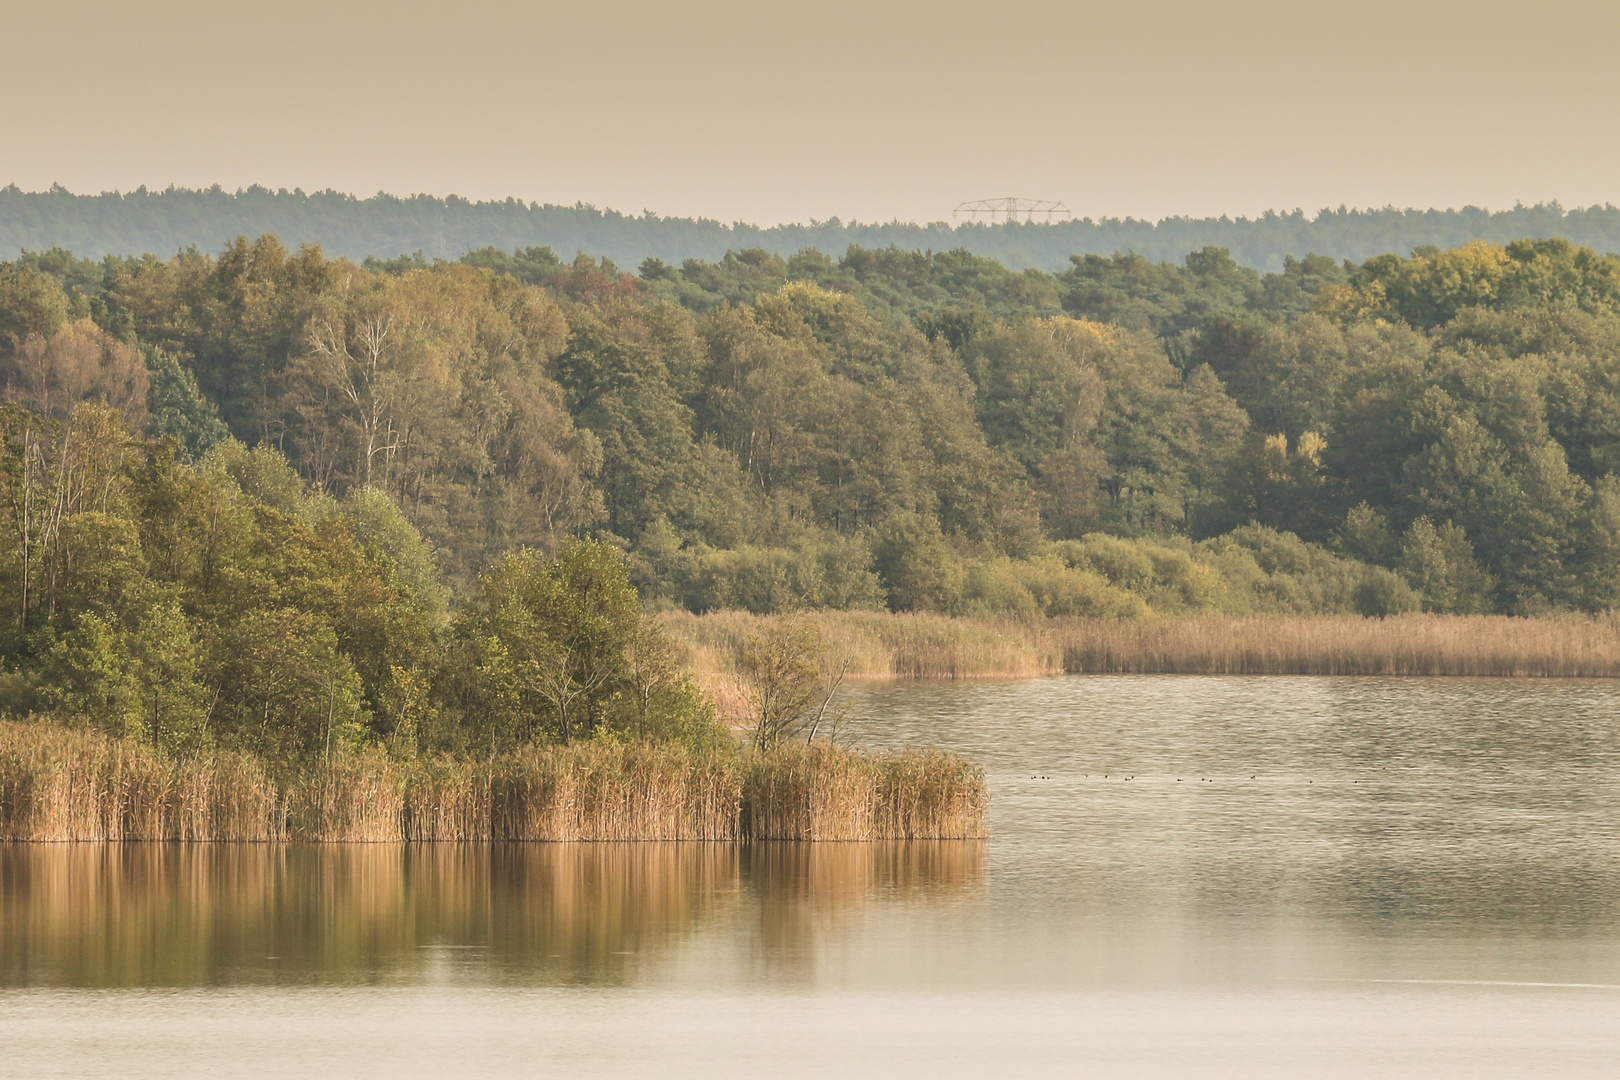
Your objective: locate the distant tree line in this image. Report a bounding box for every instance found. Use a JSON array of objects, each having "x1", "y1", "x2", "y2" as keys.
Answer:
[{"x1": 5, "y1": 184, "x2": 1620, "y2": 272}]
